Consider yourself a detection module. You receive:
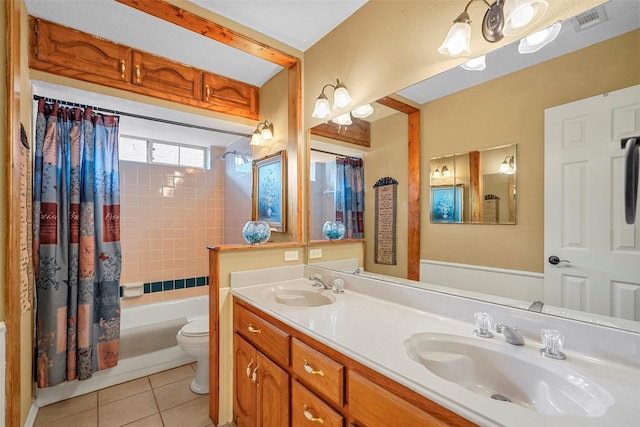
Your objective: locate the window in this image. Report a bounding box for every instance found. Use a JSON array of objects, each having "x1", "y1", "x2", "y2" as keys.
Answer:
[{"x1": 118, "y1": 135, "x2": 208, "y2": 169}]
